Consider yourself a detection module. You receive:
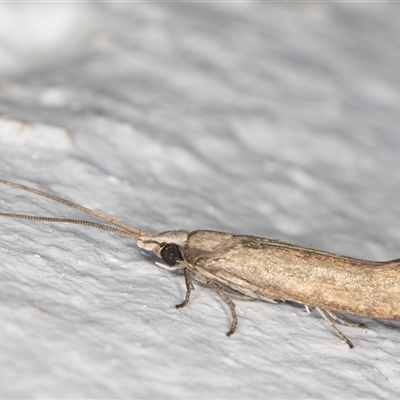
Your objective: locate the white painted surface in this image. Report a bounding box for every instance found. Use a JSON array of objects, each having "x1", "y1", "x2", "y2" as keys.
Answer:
[{"x1": 0, "y1": 3, "x2": 399, "y2": 398}]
